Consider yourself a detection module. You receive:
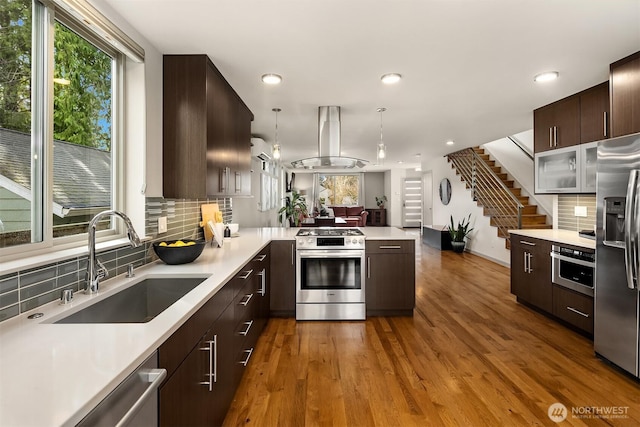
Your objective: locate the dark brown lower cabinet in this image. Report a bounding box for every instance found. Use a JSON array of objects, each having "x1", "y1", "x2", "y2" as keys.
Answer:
[
  {"x1": 159, "y1": 303, "x2": 234, "y2": 426},
  {"x1": 366, "y1": 240, "x2": 416, "y2": 316},
  {"x1": 159, "y1": 246, "x2": 270, "y2": 426},
  {"x1": 510, "y1": 237, "x2": 553, "y2": 313},
  {"x1": 552, "y1": 285, "x2": 594, "y2": 335},
  {"x1": 270, "y1": 240, "x2": 296, "y2": 316}
]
